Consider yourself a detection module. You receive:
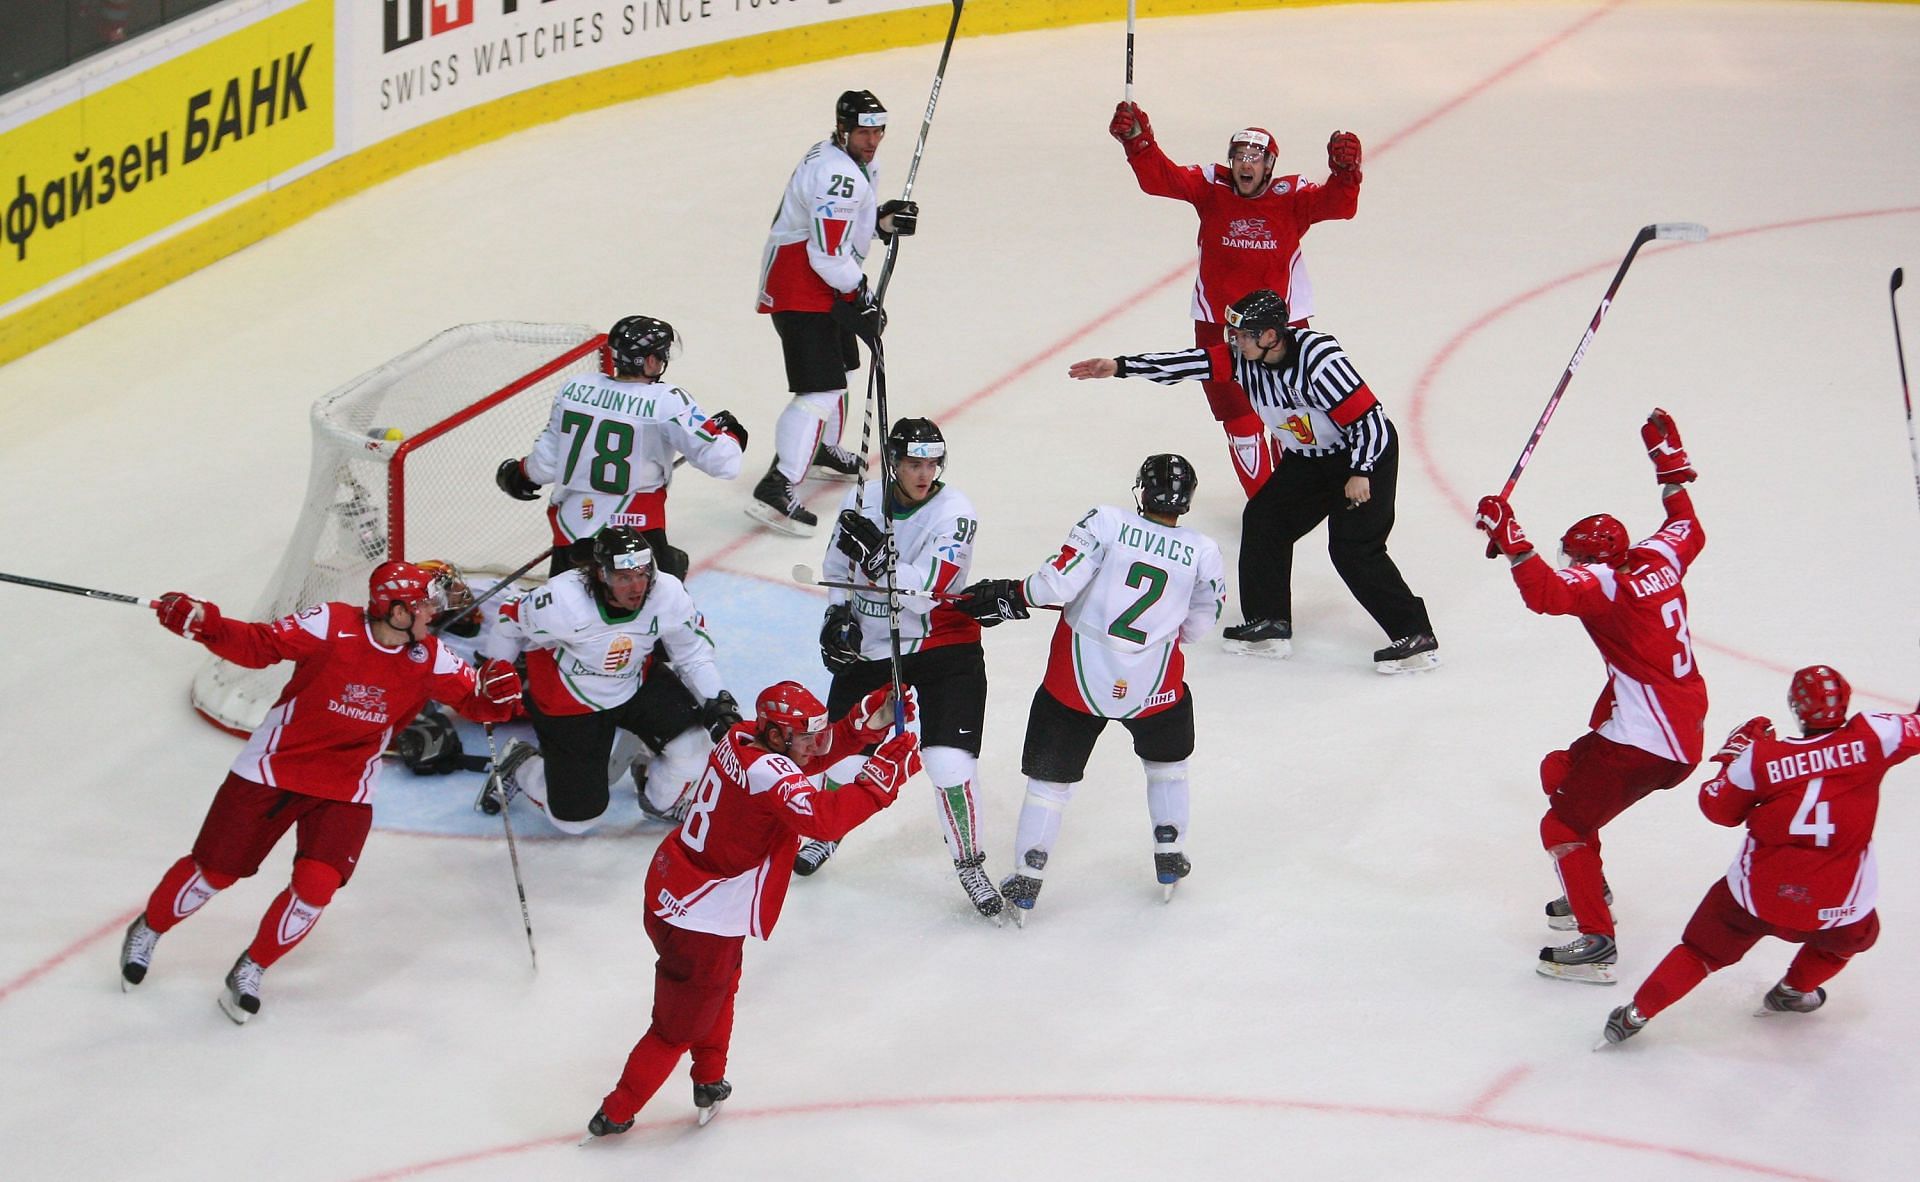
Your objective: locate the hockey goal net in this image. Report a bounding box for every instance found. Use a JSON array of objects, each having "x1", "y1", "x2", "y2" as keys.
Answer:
[{"x1": 191, "y1": 322, "x2": 606, "y2": 735}]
